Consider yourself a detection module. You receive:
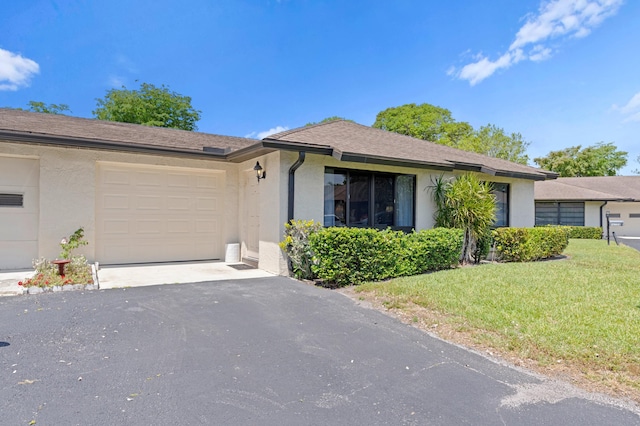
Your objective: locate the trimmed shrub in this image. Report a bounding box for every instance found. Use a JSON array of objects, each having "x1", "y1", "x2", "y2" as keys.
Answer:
[
  {"x1": 565, "y1": 226, "x2": 602, "y2": 239},
  {"x1": 279, "y1": 220, "x2": 324, "y2": 279},
  {"x1": 309, "y1": 227, "x2": 463, "y2": 286},
  {"x1": 402, "y1": 228, "x2": 464, "y2": 275},
  {"x1": 493, "y1": 227, "x2": 568, "y2": 262}
]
